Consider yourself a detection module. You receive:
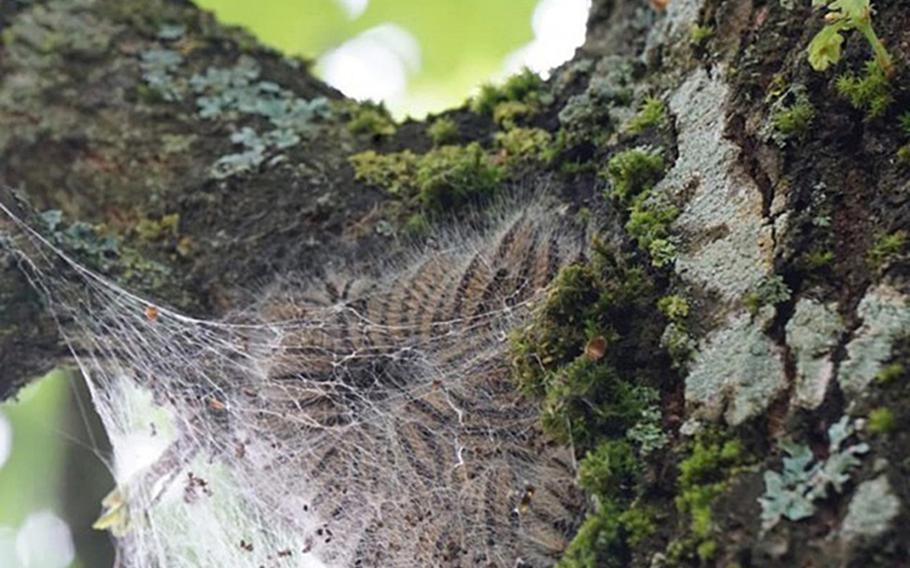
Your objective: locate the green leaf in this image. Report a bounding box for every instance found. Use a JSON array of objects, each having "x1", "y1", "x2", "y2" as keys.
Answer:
[{"x1": 807, "y1": 22, "x2": 847, "y2": 71}]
